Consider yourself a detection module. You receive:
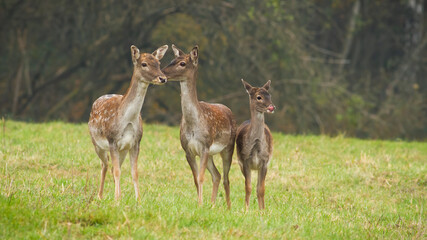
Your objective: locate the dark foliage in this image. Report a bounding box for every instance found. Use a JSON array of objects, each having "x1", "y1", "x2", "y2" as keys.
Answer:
[{"x1": 1, "y1": 0, "x2": 426, "y2": 139}]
